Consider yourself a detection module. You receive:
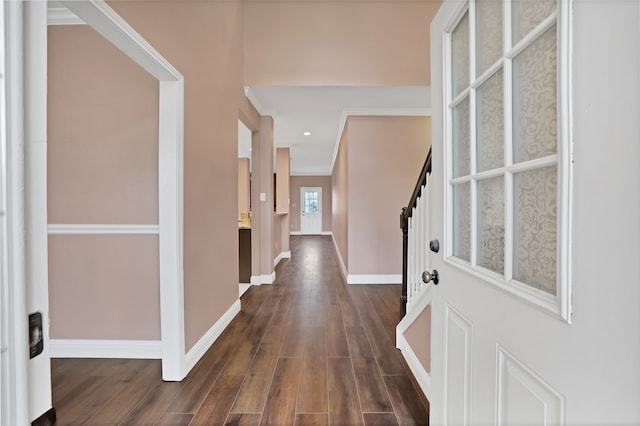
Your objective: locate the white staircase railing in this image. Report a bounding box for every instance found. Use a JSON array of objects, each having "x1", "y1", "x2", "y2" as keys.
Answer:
[
  {"x1": 400, "y1": 149, "x2": 432, "y2": 318},
  {"x1": 397, "y1": 148, "x2": 433, "y2": 400},
  {"x1": 406, "y1": 181, "x2": 431, "y2": 311}
]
